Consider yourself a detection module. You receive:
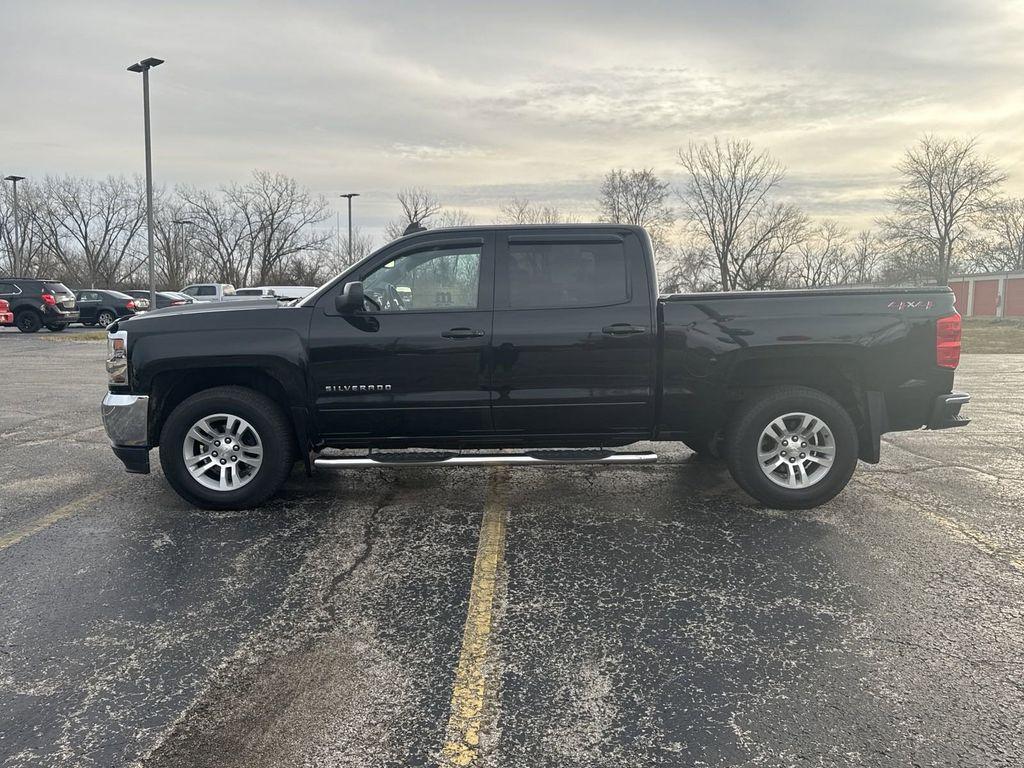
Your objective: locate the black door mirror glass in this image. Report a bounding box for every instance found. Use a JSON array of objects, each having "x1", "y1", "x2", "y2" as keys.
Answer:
[{"x1": 335, "y1": 281, "x2": 365, "y2": 313}]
